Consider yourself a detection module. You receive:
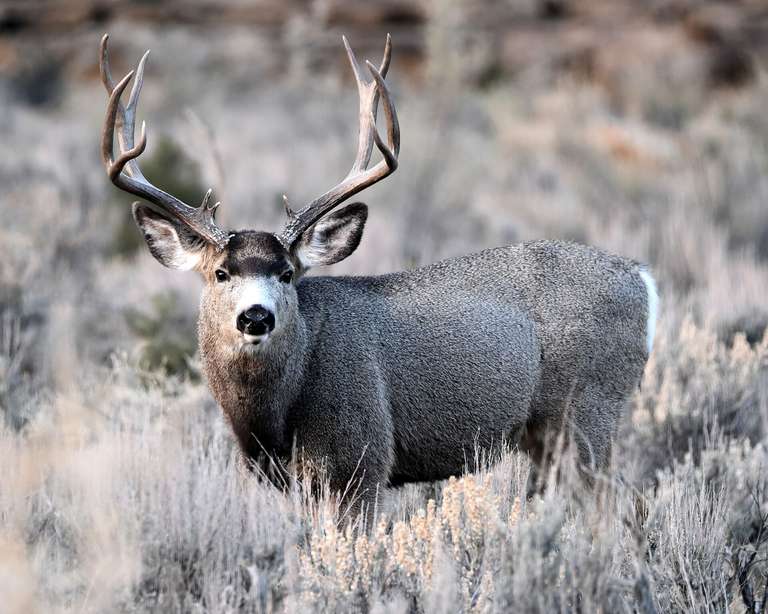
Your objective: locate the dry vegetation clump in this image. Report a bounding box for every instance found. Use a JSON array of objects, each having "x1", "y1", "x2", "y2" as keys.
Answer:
[
  {"x1": 631, "y1": 318, "x2": 768, "y2": 481},
  {"x1": 298, "y1": 475, "x2": 513, "y2": 611},
  {"x1": 2, "y1": 12, "x2": 768, "y2": 613}
]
